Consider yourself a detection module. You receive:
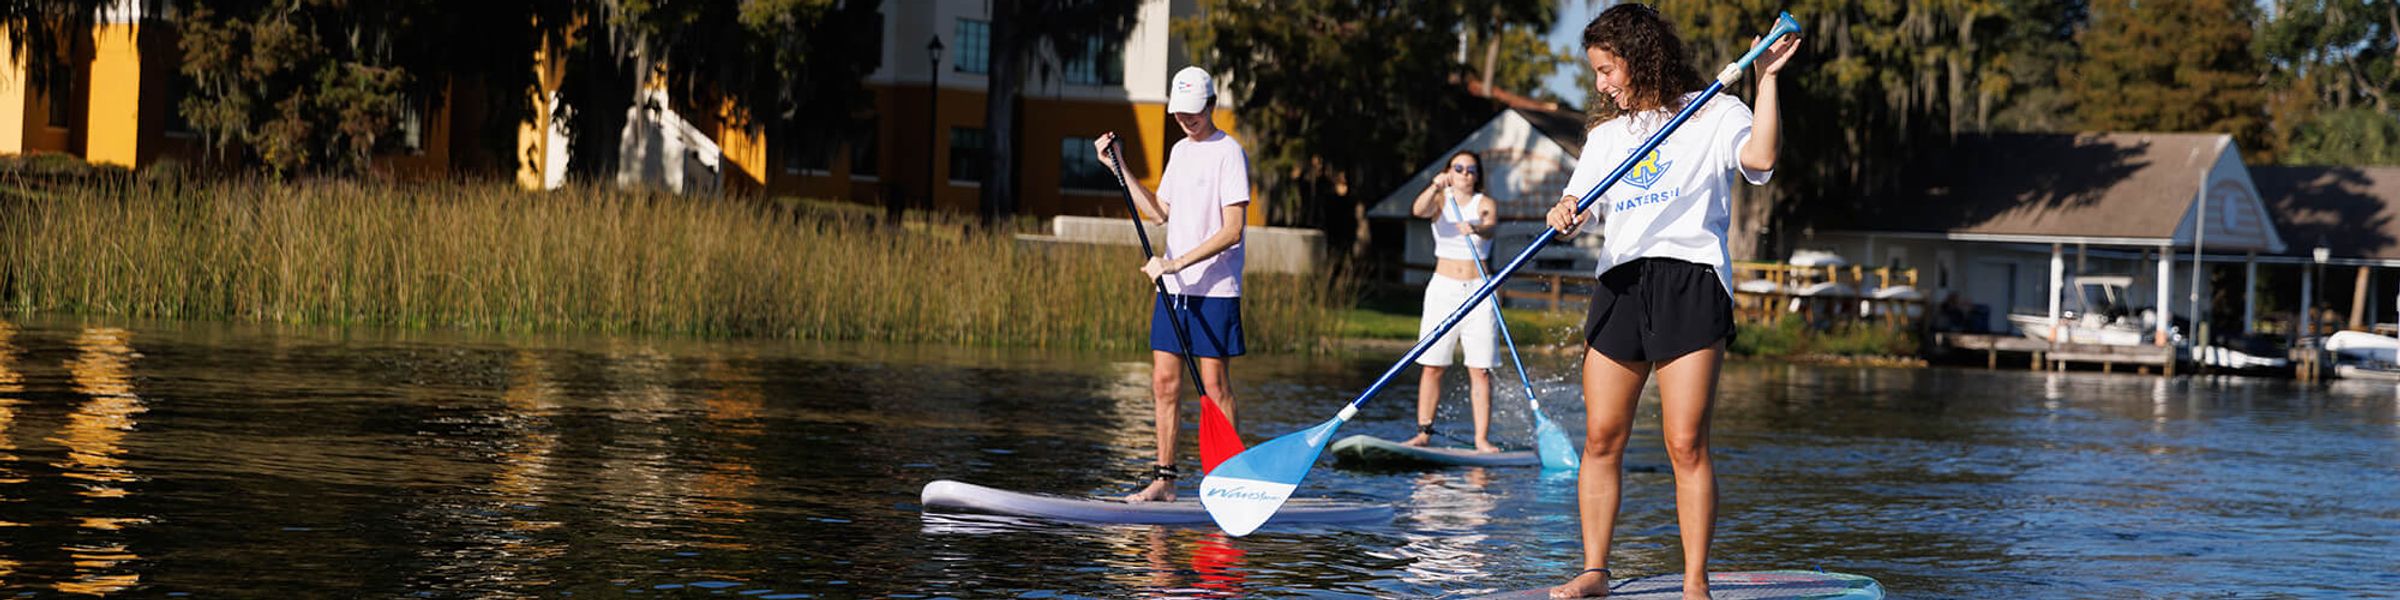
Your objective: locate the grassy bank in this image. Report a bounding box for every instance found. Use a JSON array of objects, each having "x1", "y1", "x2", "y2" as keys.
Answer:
[
  {"x1": 0, "y1": 178, "x2": 1349, "y2": 352},
  {"x1": 1344, "y1": 301, "x2": 1920, "y2": 360},
  {"x1": 1339, "y1": 306, "x2": 1586, "y2": 350},
  {"x1": 1729, "y1": 317, "x2": 1920, "y2": 358}
]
